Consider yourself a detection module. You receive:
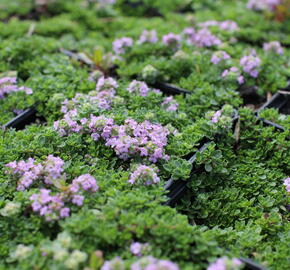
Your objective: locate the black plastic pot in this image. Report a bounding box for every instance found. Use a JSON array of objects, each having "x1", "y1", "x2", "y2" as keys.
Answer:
[
  {"x1": 238, "y1": 85, "x2": 265, "y2": 107},
  {"x1": 151, "y1": 81, "x2": 191, "y2": 95},
  {"x1": 164, "y1": 142, "x2": 210, "y2": 206},
  {"x1": 240, "y1": 258, "x2": 268, "y2": 270},
  {"x1": 165, "y1": 110, "x2": 239, "y2": 206},
  {"x1": 256, "y1": 91, "x2": 289, "y2": 131},
  {"x1": 3, "y1": 108, "x2": 38, "y2": 130}
]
